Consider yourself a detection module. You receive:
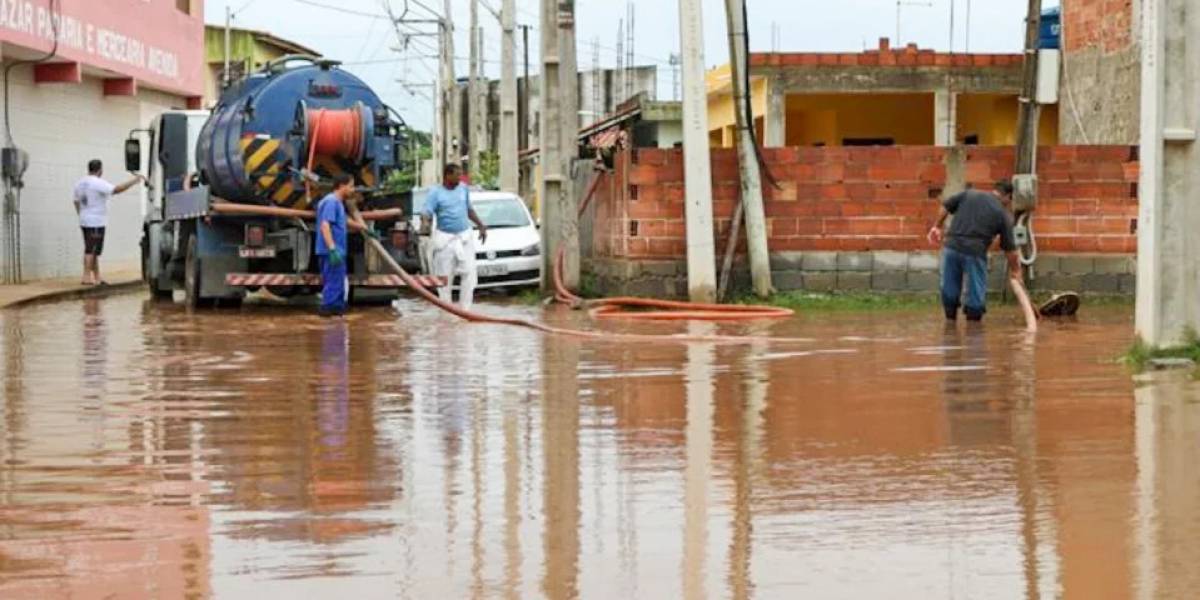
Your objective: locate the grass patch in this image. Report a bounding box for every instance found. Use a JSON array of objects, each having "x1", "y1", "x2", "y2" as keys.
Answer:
[
  {"x1": 513, "y1": 288, "x2": 546, "y2": 306},
  {"x1": 1122, "y1": 330, "x2": 1200, "y2": 370},
  {"x1": 738, "y1": 291, "x2": 938, "y2": 312}
]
